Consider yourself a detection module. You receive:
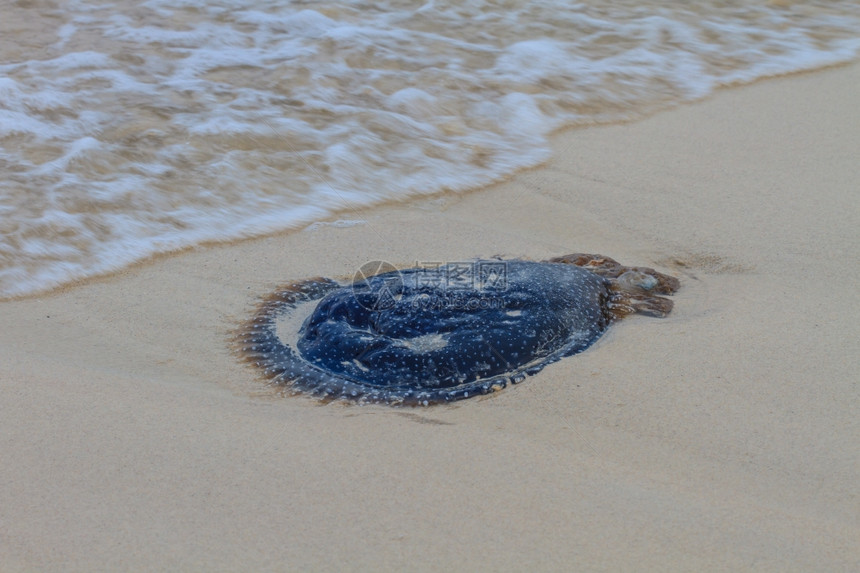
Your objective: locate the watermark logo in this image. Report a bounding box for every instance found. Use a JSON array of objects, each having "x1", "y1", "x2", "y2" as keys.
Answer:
[
  {"x1": 476, "y1": 261, "x2": 507, "y2": 290},
  {"x1": 351, "y1": 260, "x2": 509, "y2": 312},
  {"x1": 351, "y1": 260, "x2": 402, "y2": 311},
  {"x1": 409, "y1": 292, "x2": 506, "y2": 311},
  {"x1": 413, "y1": 261, "x2": 507, "y2": 291}
]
